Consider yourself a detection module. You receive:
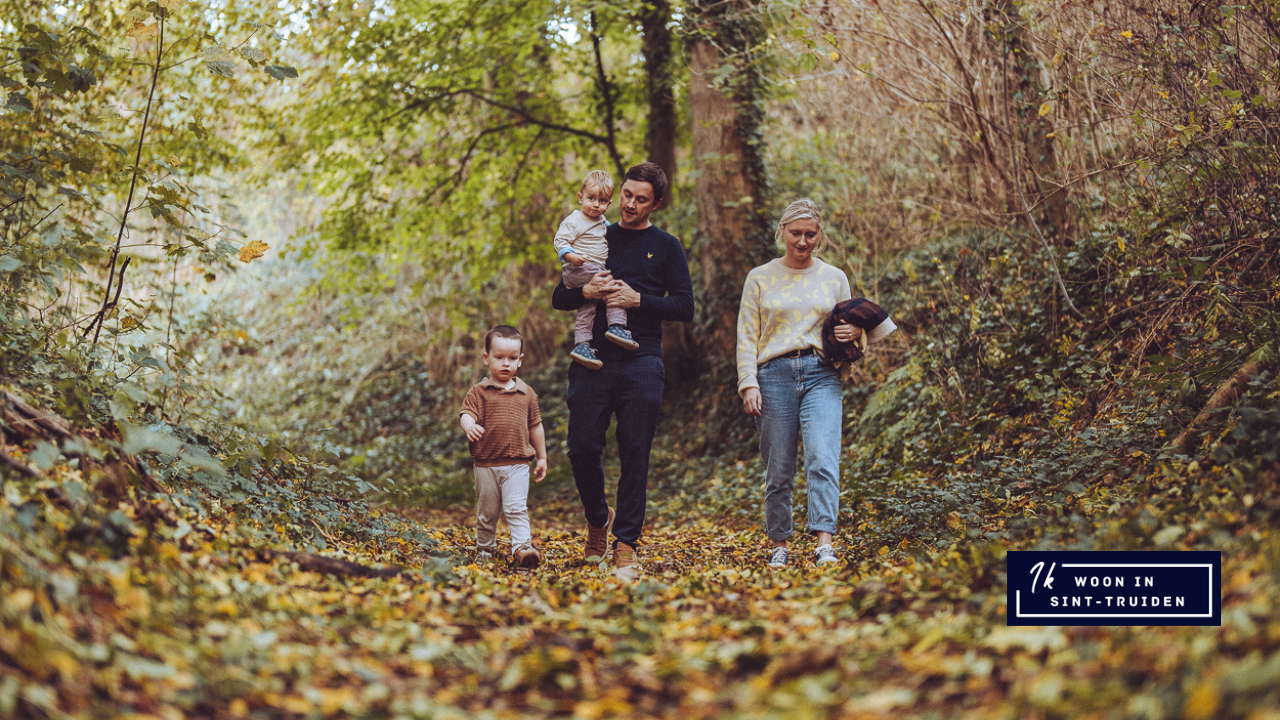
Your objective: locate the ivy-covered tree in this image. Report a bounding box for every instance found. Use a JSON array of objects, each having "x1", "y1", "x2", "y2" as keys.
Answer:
[{"x1": 685, "y1": 0, "x2": 774, "y2": 378}]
